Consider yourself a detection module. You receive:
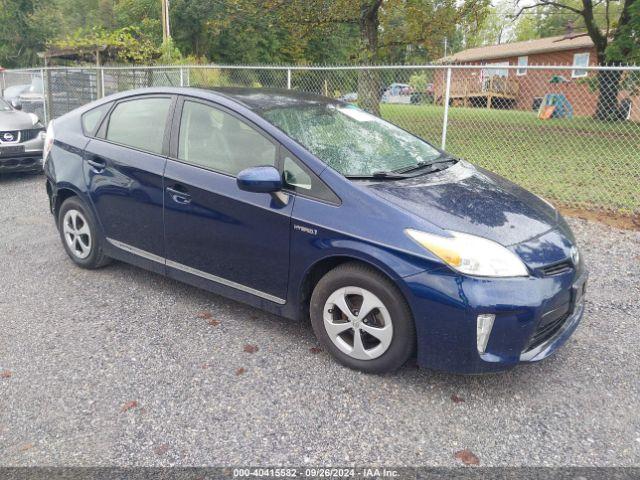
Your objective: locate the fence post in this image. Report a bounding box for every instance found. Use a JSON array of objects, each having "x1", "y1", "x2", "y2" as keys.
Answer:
[
  {"x1": 441, "y1": 67, "x2": 452, "y2": 151},
  {"x1": 287, "y1": 68, "x2": 292, "y2": 89},
  {"x1": 180, "y1": 67, "x2": 185, "y2": 87},
  {"x1": 1, "y1": 71, "x2": 5, "y2": 94},
  {"x1": 100, "y1": 68, "x2": 106, "y2": 98},
  {"x1": 41, "y1": 68, "x2": 50, "y2": 124}
]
